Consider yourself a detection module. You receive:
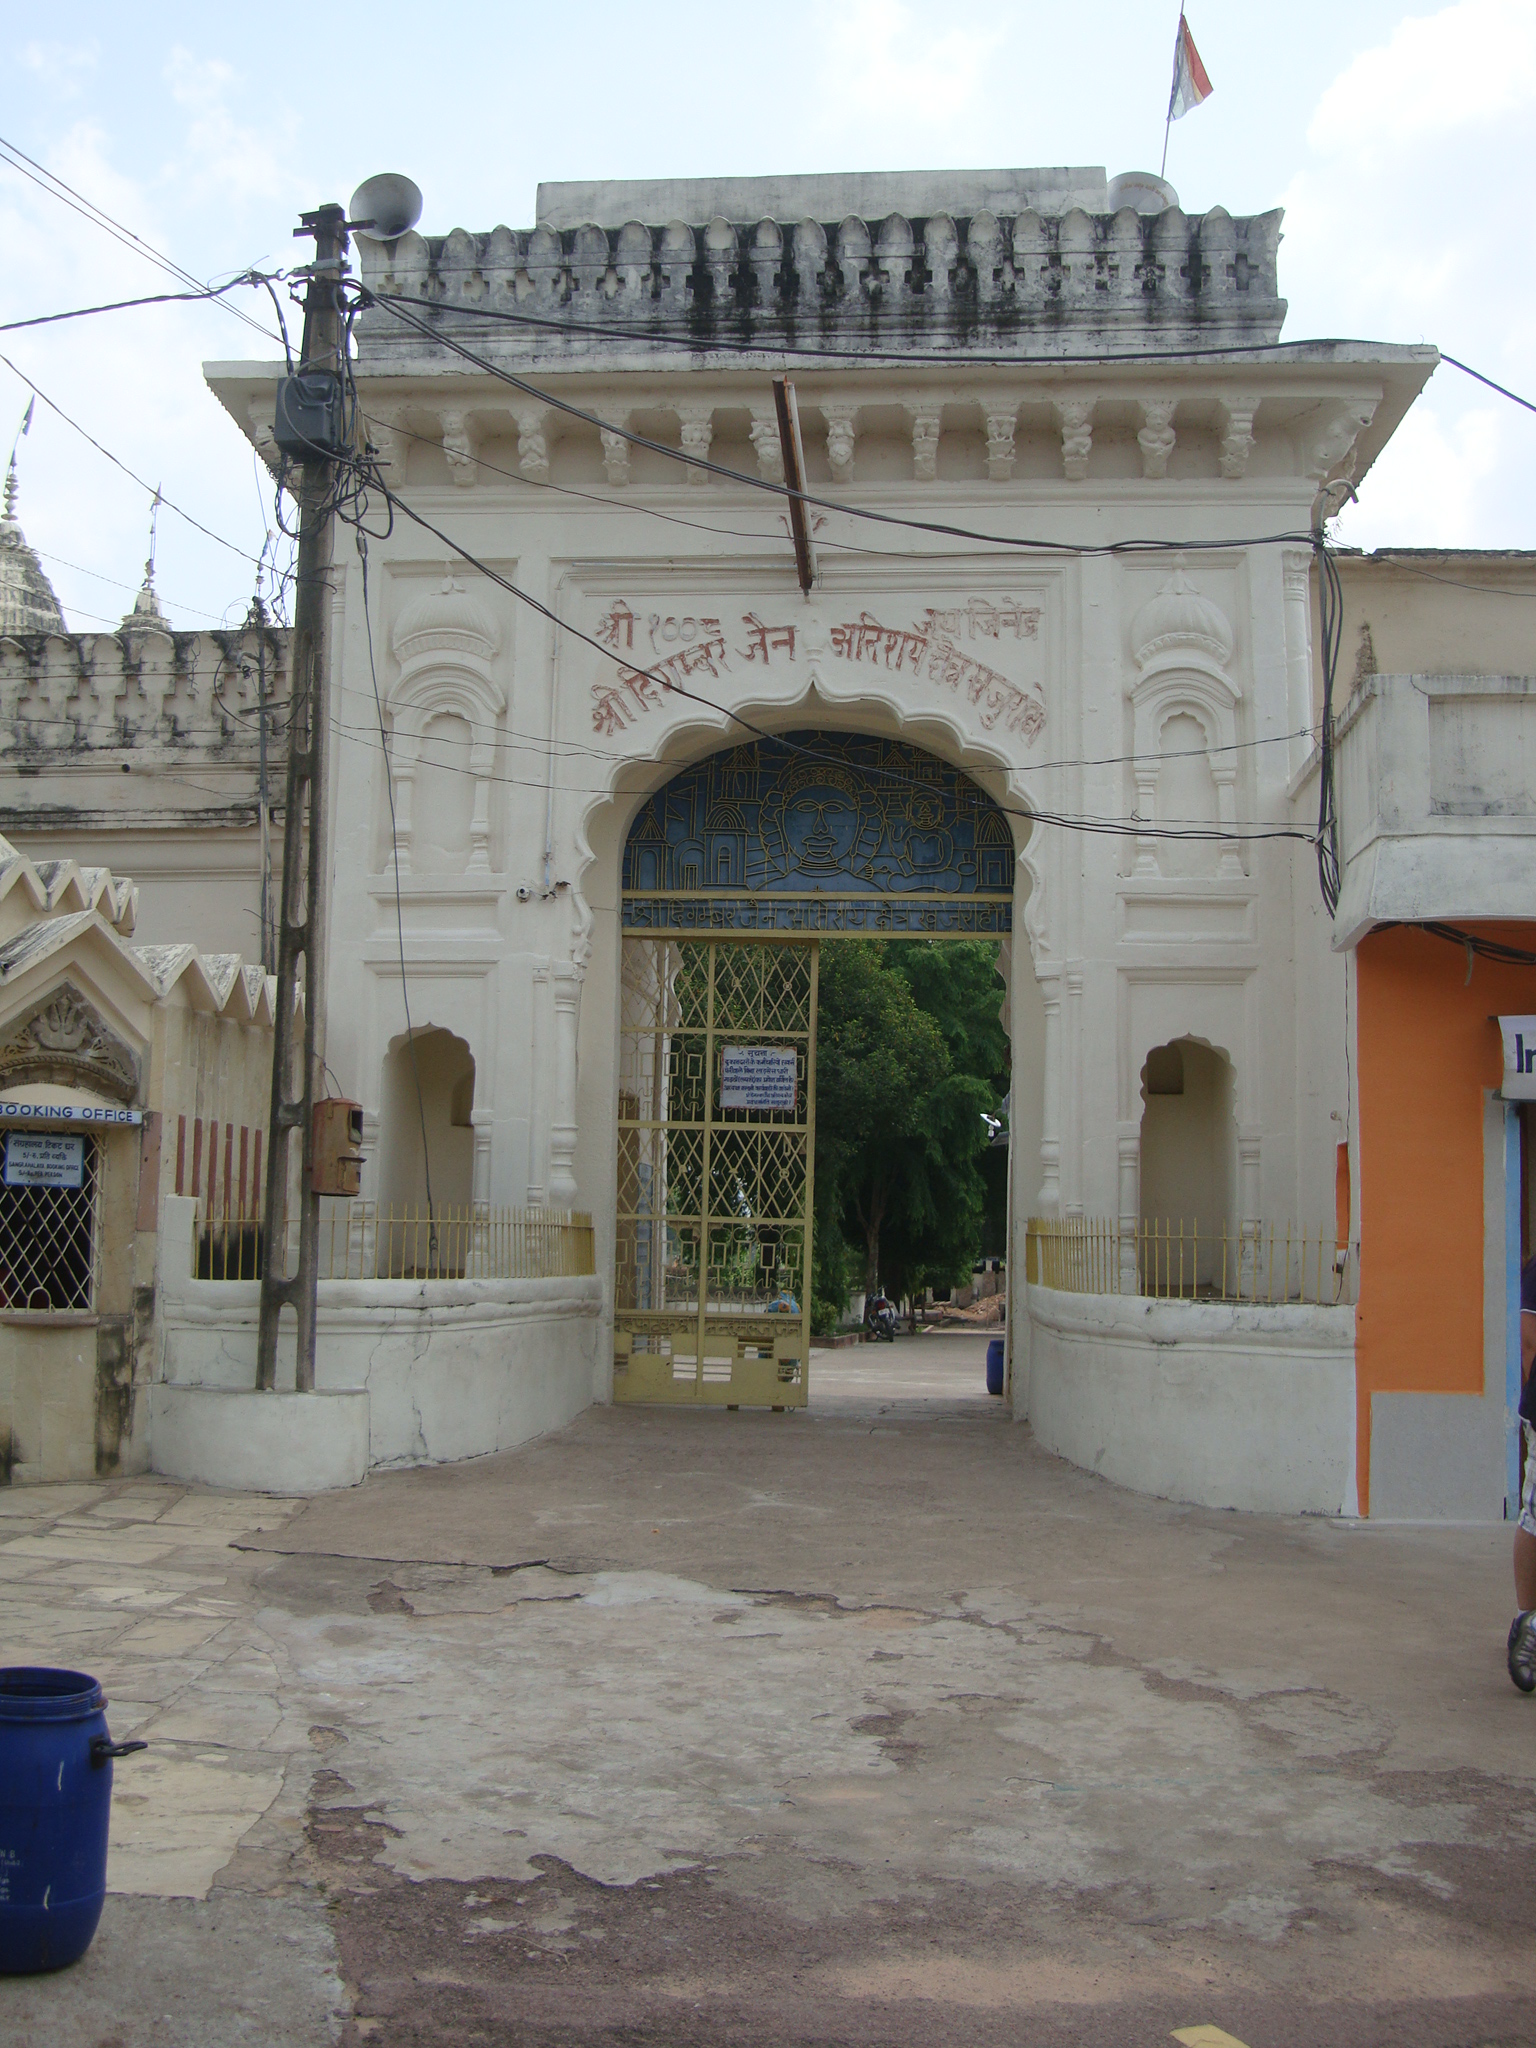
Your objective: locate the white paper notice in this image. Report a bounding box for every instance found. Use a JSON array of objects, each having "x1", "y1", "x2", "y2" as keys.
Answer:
[
  {"x1": 720, "y1": 1045, "x2": 798, "y2": 1112},
  {"x1": 4, "y1": 1132, "x2": 86, "y2": 1188}
]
